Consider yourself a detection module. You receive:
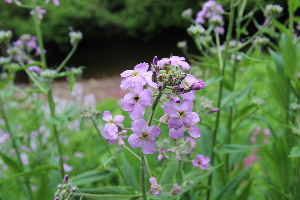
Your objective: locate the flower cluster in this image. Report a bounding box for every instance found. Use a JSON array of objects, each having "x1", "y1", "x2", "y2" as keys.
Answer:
[
  {"x1": 100, "y1": 56, "x2": 206, "y2": 155},
  {"x1": 192, "y1": 154, "x2": 211, "y2": 170},
  {"x1": 195, "y1": 0, "x2": 225, "y2": 35},
  {"x1": 54, "y1": 175, "x2": 77, "y2": 200},
  {"x1": 265, "y1": 4, "x2": 283, "y2": 19}
]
